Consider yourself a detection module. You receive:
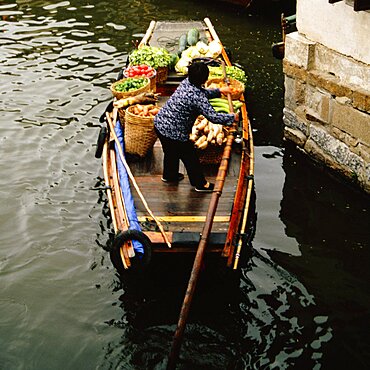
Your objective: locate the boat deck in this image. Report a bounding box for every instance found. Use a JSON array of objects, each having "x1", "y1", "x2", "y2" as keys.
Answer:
[
  {"x1": 113, "y1": 19, "x2": 245, "y2": 253},
  {"x1": 145, "y1": 20, "x2": 208, "y2": 54},
  {"x1": 124, "y1": 141, "x2": 242, "y2": 252},
  {"x1": 104, "y1": 18, "x2": 253, "y2": 261}
]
